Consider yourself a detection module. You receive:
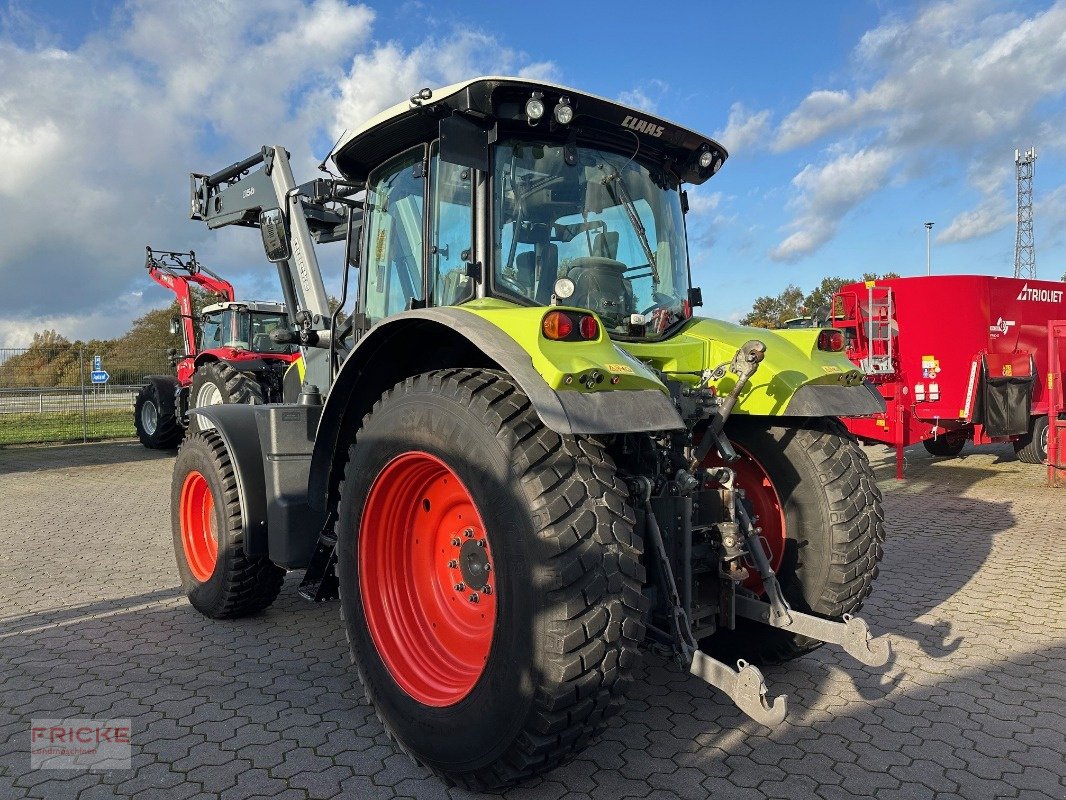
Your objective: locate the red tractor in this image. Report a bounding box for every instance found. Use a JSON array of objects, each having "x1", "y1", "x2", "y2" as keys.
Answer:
[{"x1": 134, "y1": 247, "x2": 300, "y2": 449}]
